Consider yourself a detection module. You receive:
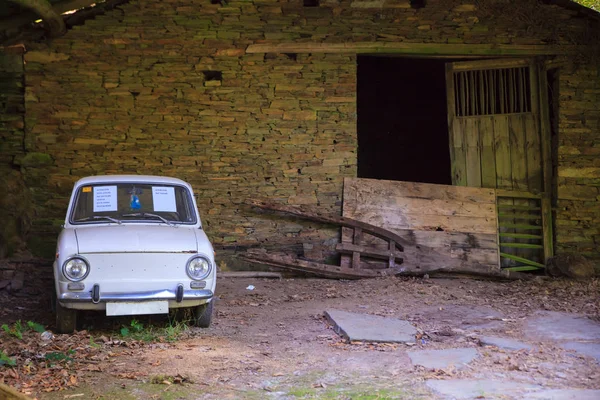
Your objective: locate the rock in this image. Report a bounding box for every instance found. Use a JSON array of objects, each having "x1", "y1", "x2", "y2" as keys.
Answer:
[
  {"x1": 324, "y1": 309, "x2": 416, "y2": 344},
  {"x1": 426, "y1": 379, "x2": 542, "y2": 399},
  {"x1": 559, "y1": 342, "x2": 600, "y2": 363},
  {"x1": 523, "y1": 389, "x2": 600, "y2": 399},
  {"x1": 408, "y1": 348, "x2": 478, "y2": 370},
  {"x1": 546, "y1": 253, "x2": 596, "y2": 279},
  {"x1": 24, "y1": 51, "x2": 70, "y2": 63},
  {"x1": 479, "y1": 336, "x2": 533, "y2": 351},
  {"x1": 524, "y1": 312, "x2": 600, "y2": 341},
  {"x1": 8, "y1": 278, "x2": 23, "y2": 291}
]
